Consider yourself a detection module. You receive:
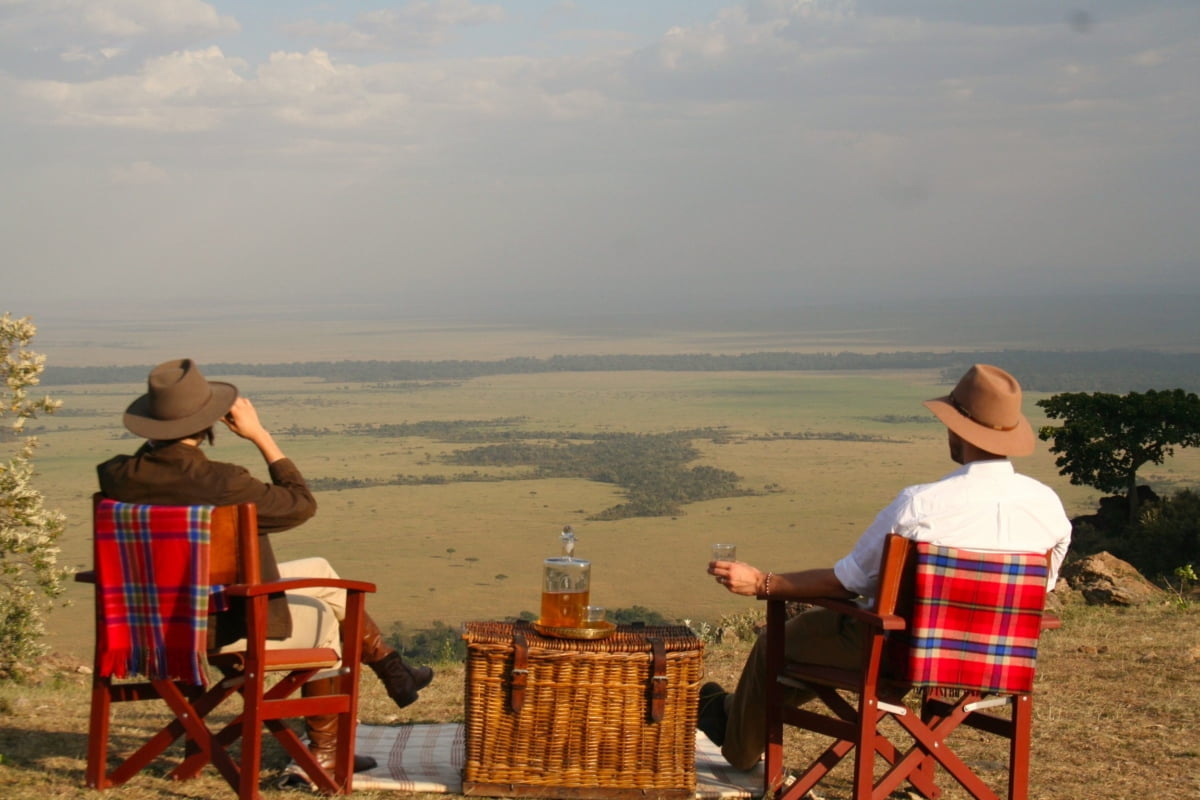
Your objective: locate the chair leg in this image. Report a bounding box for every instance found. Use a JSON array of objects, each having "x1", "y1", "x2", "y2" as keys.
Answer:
[
  {"x1": 239, "y1": 721, "x2": 261, "y2": 800},
  {"x1": 852, "y1": 697, "x2": 878, "y2": 800},
  {"x1": 763, "y1": 601, "x2": 786, "y2": 799},
  {"x1": 238, "y1": 663, "x2": 267, "y2": 800},
  {"x1": 1008, "y1": 694, "x2": 1033, "y2": 800},
  {"x1": 85, "y1": 675, "x2": 113, "y2": 789},
  {"x1": 764, "y1": 684, "x2": 787, "y2": 785}
]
